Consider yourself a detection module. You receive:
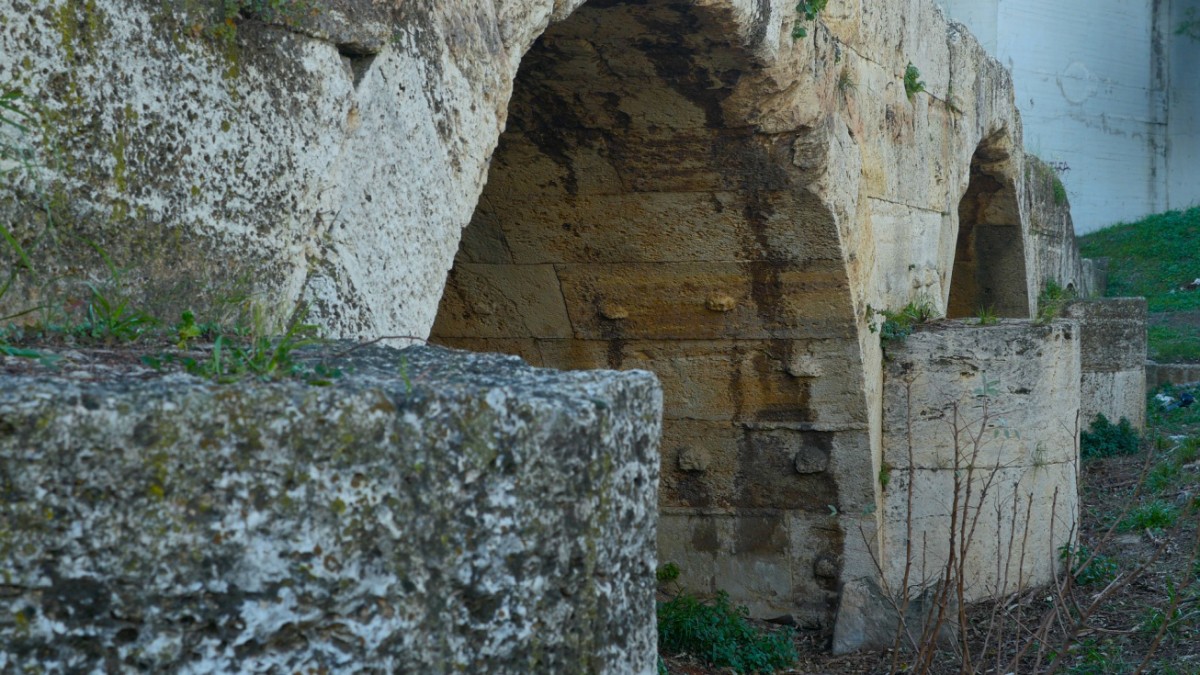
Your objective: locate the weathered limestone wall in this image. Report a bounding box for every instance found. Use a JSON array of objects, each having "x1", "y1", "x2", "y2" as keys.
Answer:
[
  {"x1": 1, "y1": 0, "x2": 1095, "y2": 650},
  {"x1": 0, "y1": 0, "x2": 591, "y2": 337},
  {"x1": 430, "y1": 0, "x2": 1043, "y2": 630},
  {"x1": 0, "y1": 346, "x2": 661, "y2": 673},
  {"x1": 839, "y1": 321, "x2": 1079, "y2": 649},
  {"x1": 1025, "y1": 155, "x2": 1103, "y2": 298},
  {"x1": 1063, "y1": 298, "x2": 1148, "y2": 429}
]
